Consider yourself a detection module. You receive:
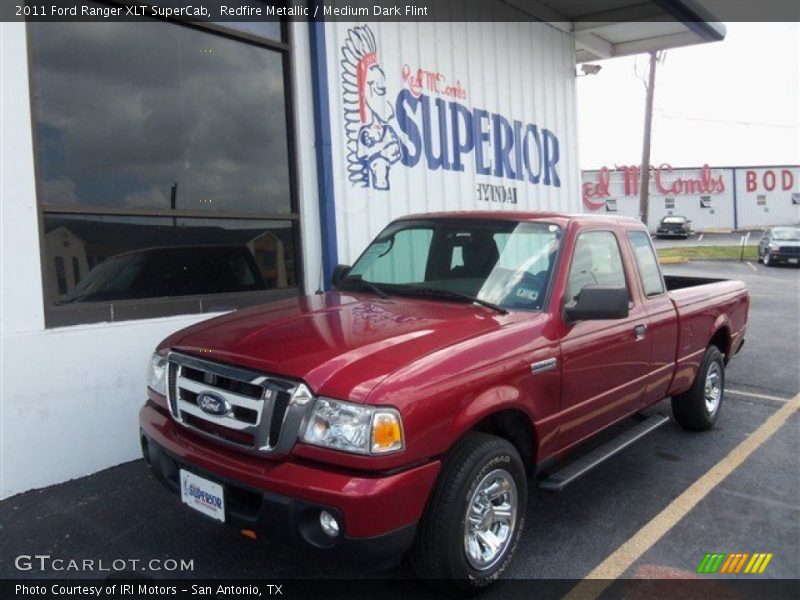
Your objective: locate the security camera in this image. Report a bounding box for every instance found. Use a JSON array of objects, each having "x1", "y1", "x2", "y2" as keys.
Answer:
[{"x1": 580, "y1": 64, "x2": 602, "y2": 76}]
